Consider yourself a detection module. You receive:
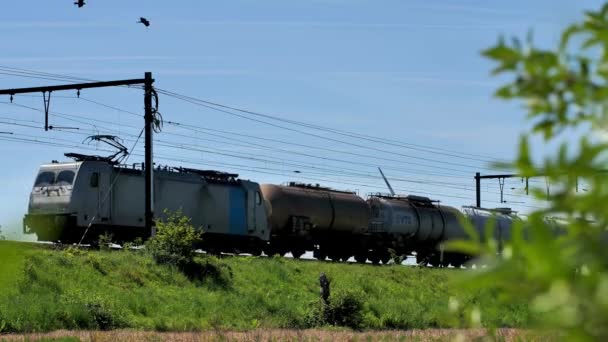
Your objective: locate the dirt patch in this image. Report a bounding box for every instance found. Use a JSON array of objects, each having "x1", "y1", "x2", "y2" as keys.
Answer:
[{"x1": 0, "y1": 328, "x2": 548, "y2": 341}]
